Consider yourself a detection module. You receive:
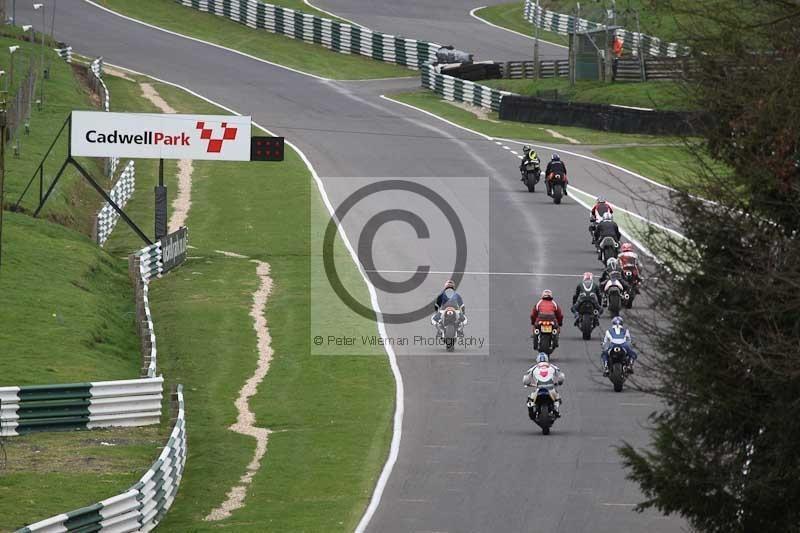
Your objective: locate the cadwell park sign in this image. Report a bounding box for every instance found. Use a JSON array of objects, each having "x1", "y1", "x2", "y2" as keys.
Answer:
[{"x1": 71, "y1": 111, "x2": 252, "y2": 160}]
